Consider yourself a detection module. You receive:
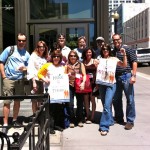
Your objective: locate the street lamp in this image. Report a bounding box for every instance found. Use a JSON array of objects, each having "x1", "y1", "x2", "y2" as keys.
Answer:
[{"x1": 112, "y1": 11, "x2": 119, "y2": 34}]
